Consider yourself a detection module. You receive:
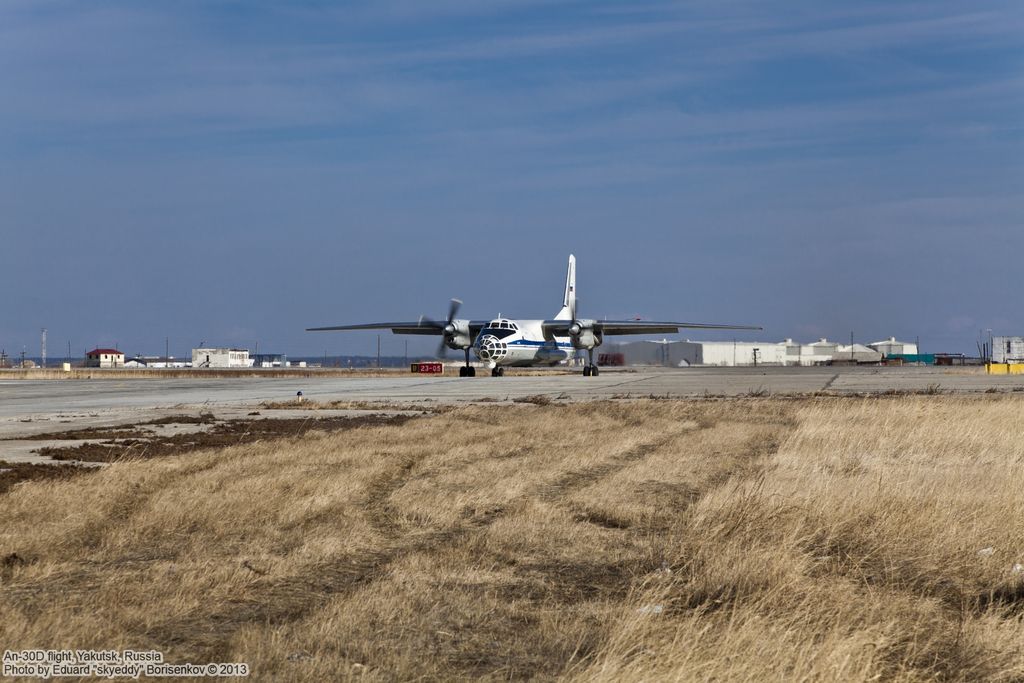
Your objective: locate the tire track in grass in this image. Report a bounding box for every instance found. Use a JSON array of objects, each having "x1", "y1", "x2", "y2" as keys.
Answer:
[
  {"x1": 143, "y1": 413, "x2": 667, "y2": 661},
  {"x1": 142, "y1": 501, "x2": 514, "y2": 662},
  {"x1": 31, "y1": 404, "x2": 787, "y2": 669},
  {"x1": 4, "y1": 422, "x2": 422, "y2": 623},
  {"x1": 533, "y1": 440, "x2": 668, "y2": 503},
  {"x1": 363, "y1": 453, "x2": 423, "y2": 539},
  {"x1": 552, "y1": 414, "x2": 791, "y2": 533},
  {"x1": 2, "y1": 455, "x2": 230, "y2": 620}
]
